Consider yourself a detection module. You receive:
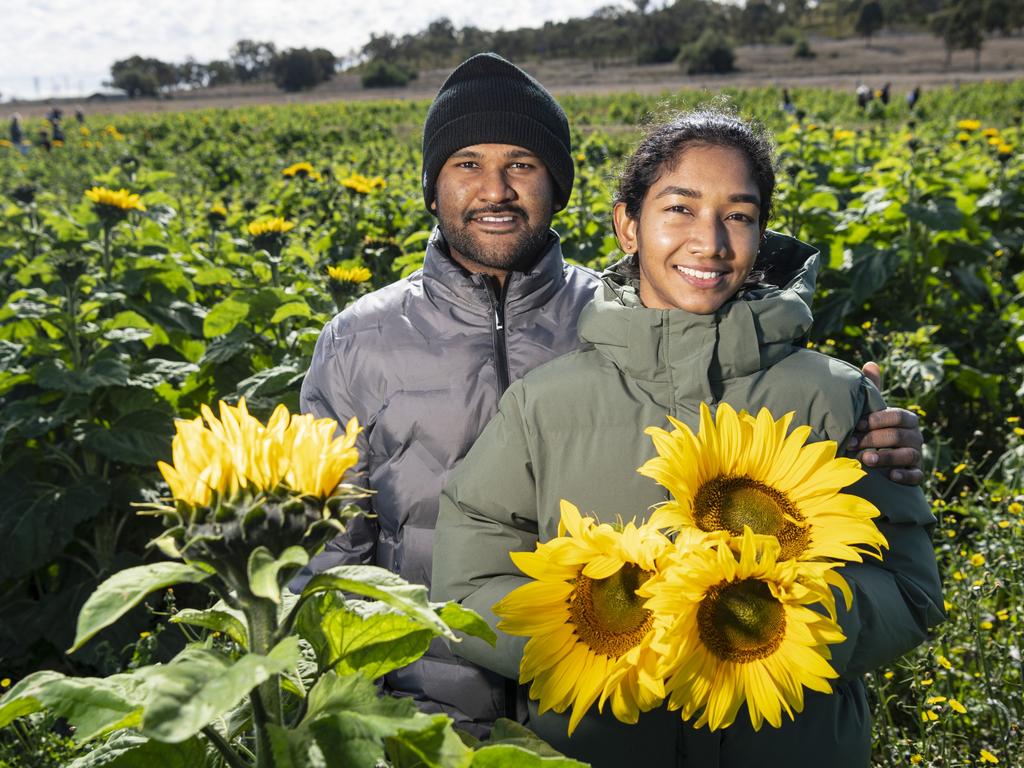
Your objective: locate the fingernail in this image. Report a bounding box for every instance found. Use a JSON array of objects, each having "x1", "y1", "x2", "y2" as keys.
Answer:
[
  {"x1": 891, "y1": 470, "x2": 903, "y2": 482},
  {"x1": 846, "y1": 437, "x2": 858, "y2": 450},
  {"x1": 864, "y1": 453, "x2": 878, "y2": 466}
]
